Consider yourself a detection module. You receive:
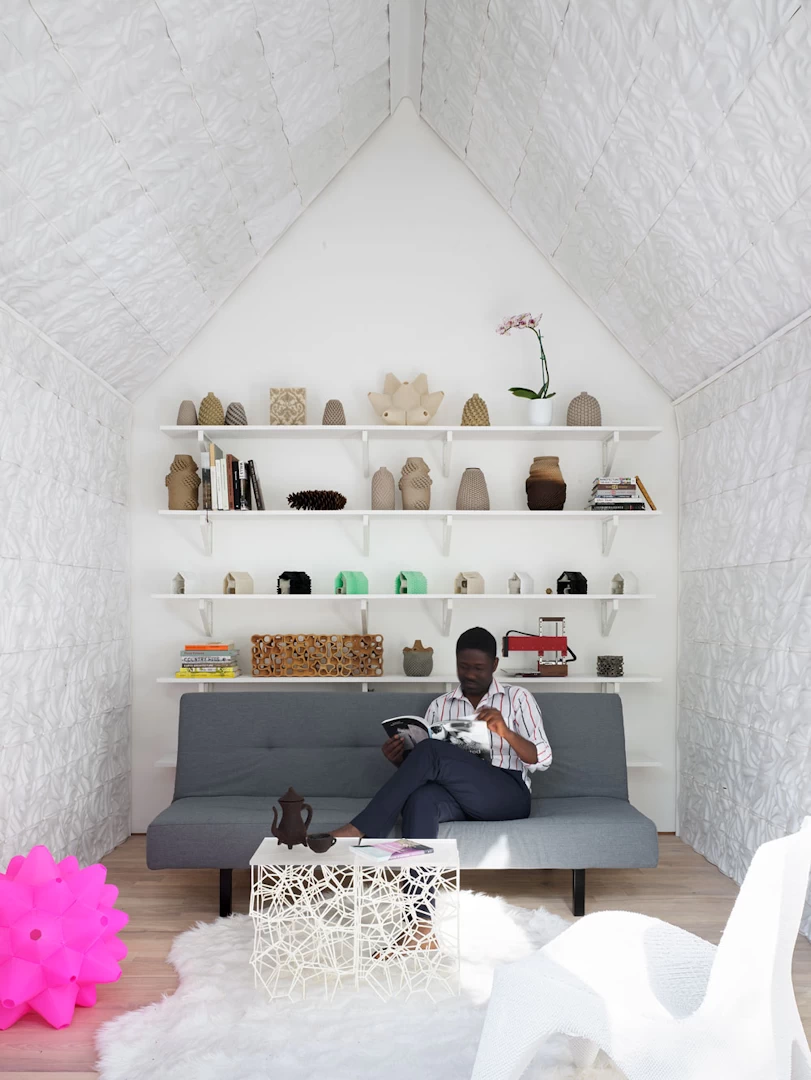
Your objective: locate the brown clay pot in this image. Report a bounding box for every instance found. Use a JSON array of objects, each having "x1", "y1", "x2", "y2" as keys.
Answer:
[{"x1": 526, "y1": 456, "x2": 566, "y2": 511}]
